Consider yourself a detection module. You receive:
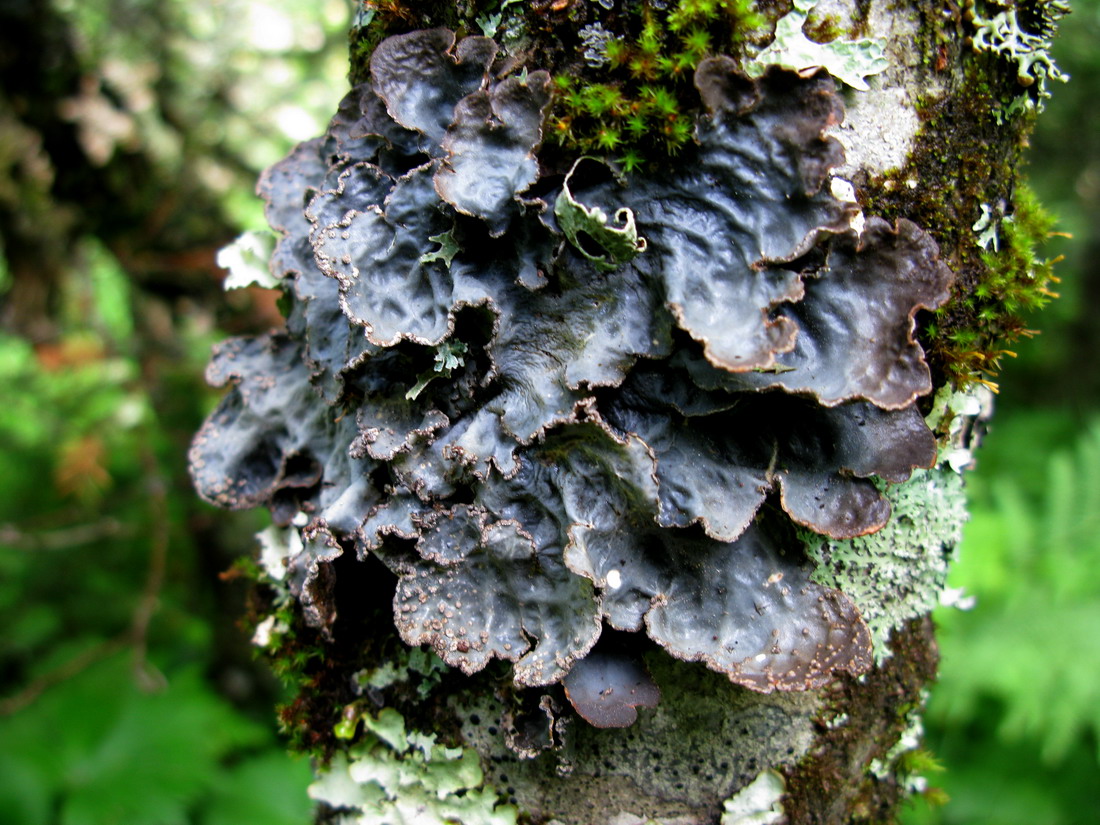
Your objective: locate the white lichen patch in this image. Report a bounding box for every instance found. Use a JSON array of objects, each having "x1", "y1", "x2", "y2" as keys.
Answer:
[
  {"x1": 256, "y1": 523, "x2": 303, "y2": 581},
  {"x1": 720, "y1": 769, "x2": 785, "y2": 825},
  {"x1": 830, "y1": 86, "x2": 923, "y2": 178},
  {"x1": 868, "y1": 703, "x2": 933, "y2": 794},
  {"x1": 218, "y1": 231, "x2": 279, "y2": 291},
  {"x1": 926, "y1": 383, "x2": 996, "y2": 473},
  {"x1": 251, "y1": 614, "x2": 288, "y2": 648},
  {"x1": 817, "y1": 0, "x2": 942, "y2": 178},
  {"x1": 972, "y1": 202, "x2": 1002, "y2": 251},
  {"x1": 804, "y1": 468, "x2": 968, "y2": 663},
  {"x1": 830, "y1": 176, "x2": 865, "y2": 233},
  {"x1": 310, "y1": 708, "x2": 518, "y2": 825}
]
